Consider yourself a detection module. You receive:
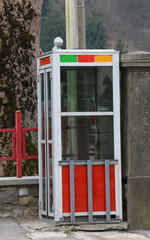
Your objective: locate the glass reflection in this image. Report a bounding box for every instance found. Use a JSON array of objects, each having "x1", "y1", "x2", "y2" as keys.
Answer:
[
  {"x1": 47, "y1": 72, "x2": 52, "y2": 140},
  {"x1": 41, "y1": 143, "x2": 46, "y2": 211},
  {"x1": 41, "y1": 73, "x2": 45, "y2": 140},
  {"x1": 47, "y1": 71, "x2": 53, "y2": 213},
  {"x1": 62, "y1": 116, "x2": 114, "y2": 161},
  {"x1": 48, "y1": 144, "x2": 53, "y2": 212},
  {"x1": 61, "y1": 67, "x2": 113, "y2": 112}
]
